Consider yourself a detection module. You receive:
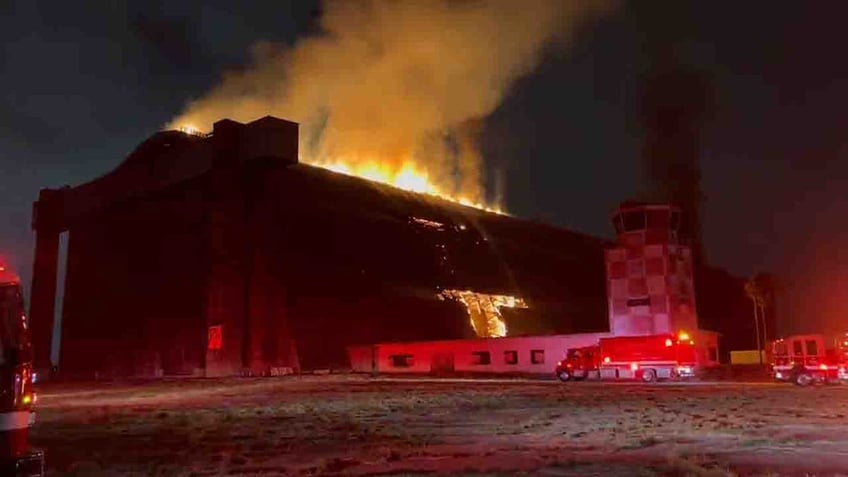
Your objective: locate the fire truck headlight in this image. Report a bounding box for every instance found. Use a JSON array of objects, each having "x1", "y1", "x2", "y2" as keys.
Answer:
[
  {"x1": 630, "y1": 362, "x2": 639, "y2": 371},
  {"x1": 775, "y1": 372, "x2": 784, "y2": 379},
  {"x1": 819, "y1": 364, "x2": 829, "y2": 371}
]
